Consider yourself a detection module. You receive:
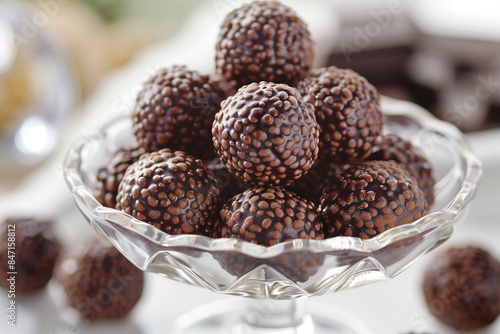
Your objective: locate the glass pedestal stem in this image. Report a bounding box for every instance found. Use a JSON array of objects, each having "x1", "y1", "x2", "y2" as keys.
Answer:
[
  {"x1": 232, "y1": 298, "x2": 314, "y2": 334},
  {"x1": 171, "y1": 297, "x2": 374, "y2": 334}
]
